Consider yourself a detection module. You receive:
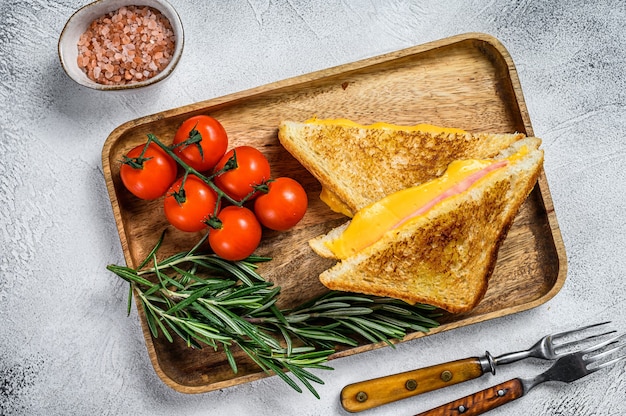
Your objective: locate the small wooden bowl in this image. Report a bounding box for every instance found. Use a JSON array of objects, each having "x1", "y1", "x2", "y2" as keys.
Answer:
[{"x1": 58, "y1": 0, "x2": 184, "y2": 91}]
